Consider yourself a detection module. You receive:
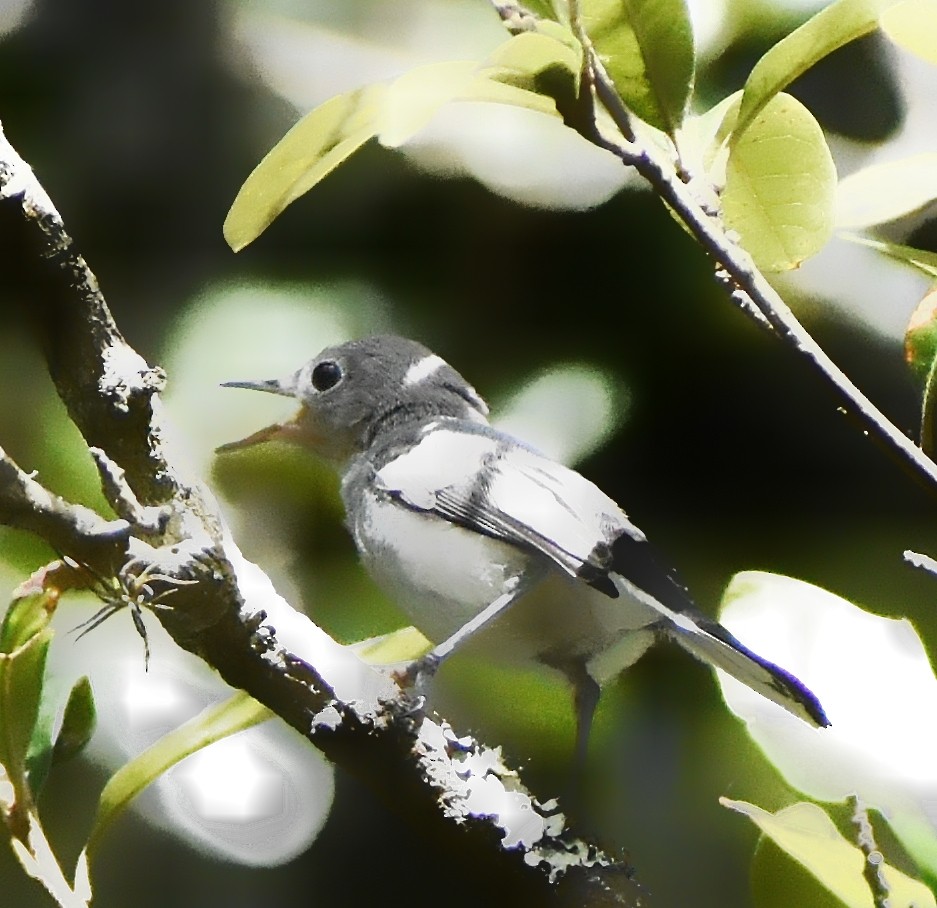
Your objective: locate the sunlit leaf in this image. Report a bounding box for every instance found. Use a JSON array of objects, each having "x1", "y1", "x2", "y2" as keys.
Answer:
[
  {"x1": 484, "y1": 28, "x2": 581, "y2": 84},
  {"x1": 734, "y1": 0, "x2": 901, "y2": 144},
  {"x1": 352, "y1": 626, "x2": 431, "y2": 664},
  {"x1": 905, "y1": 289, "x2": 937, "y2": 382},
  {"x1": 680, "y1": 90, "x2": 741, "y2": 184},
  {"x1": 881, "y1": 0, "x2": 937, "y2": 65},
  {"x1": 718, "y1": 571, "x2": 937, "y2": 877},
  {"x1": 722, "y1": 92, "x2": 836, "y2": 272},
  {"x1": 521, "y1": 0, "x2": 563, "y2": 20},
  {"x1": 0, "y1": 589, "x2": 56, "y2": 806},
  {"x1": 0, "y1": 582, "x2": 55, "y2": 655},
  {"x1": 223, "y1": 85, "x2": 385, "y2": 251},
  {"x1": 841, "y1": 234, "x2": 937, "y2": 279},
  {"x1": 225, "y1": 34, "x2": 575, "y2": 250},
  {"x1": 376, "y1": 59, "x2": 559, "y2": 148},
  {"x1": 836, "y1": 153, "x2": 937, "y2": 228},
  {"x1": 86, "y1": 690, "x2": 273, "y2": 857},
  {"x1": 578, "y1": 0, "x2": 694, "y2": 135},
  {"x1": 905, "y1": 289, "x2": 937, "y2": 455},
  {"x1": 723, "y1": 799, "x2": 936, "y2": 908}
]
